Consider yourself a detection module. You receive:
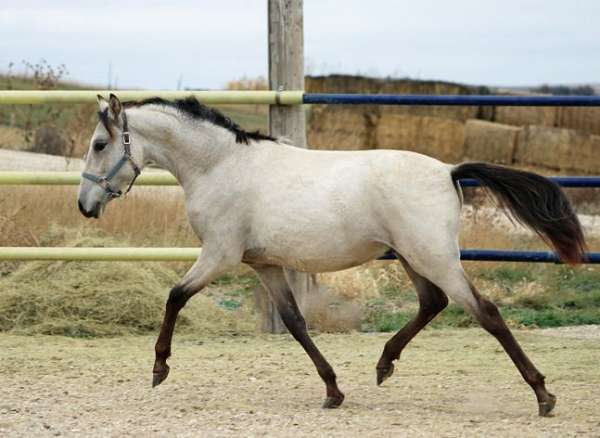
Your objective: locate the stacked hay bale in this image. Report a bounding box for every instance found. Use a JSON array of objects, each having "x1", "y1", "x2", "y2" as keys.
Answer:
[
  {"x1": 306, "y1": 75, "x2": 481, "y2": 161},
  {"x1": 494, "y1": 106, "x2": 558, "y2": 127},
  {"x1": 306, "y1": 75, "x2": 600, "y2": 173},
  {"x1": 515, "y1": 126, "x2": 600, "y2": 173},
  {"x1": 464, "y1": 120, "x2": 519, "y2": 164},
  {"x1": 308, "y1": 106, "x2": 375, "y2": 150},
  {"x1": 375, "y1": 114, "x2": 466, "y2": 162},
  {"x1": 557, "y1": 107, "x2": 600, "y2": 135}
]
